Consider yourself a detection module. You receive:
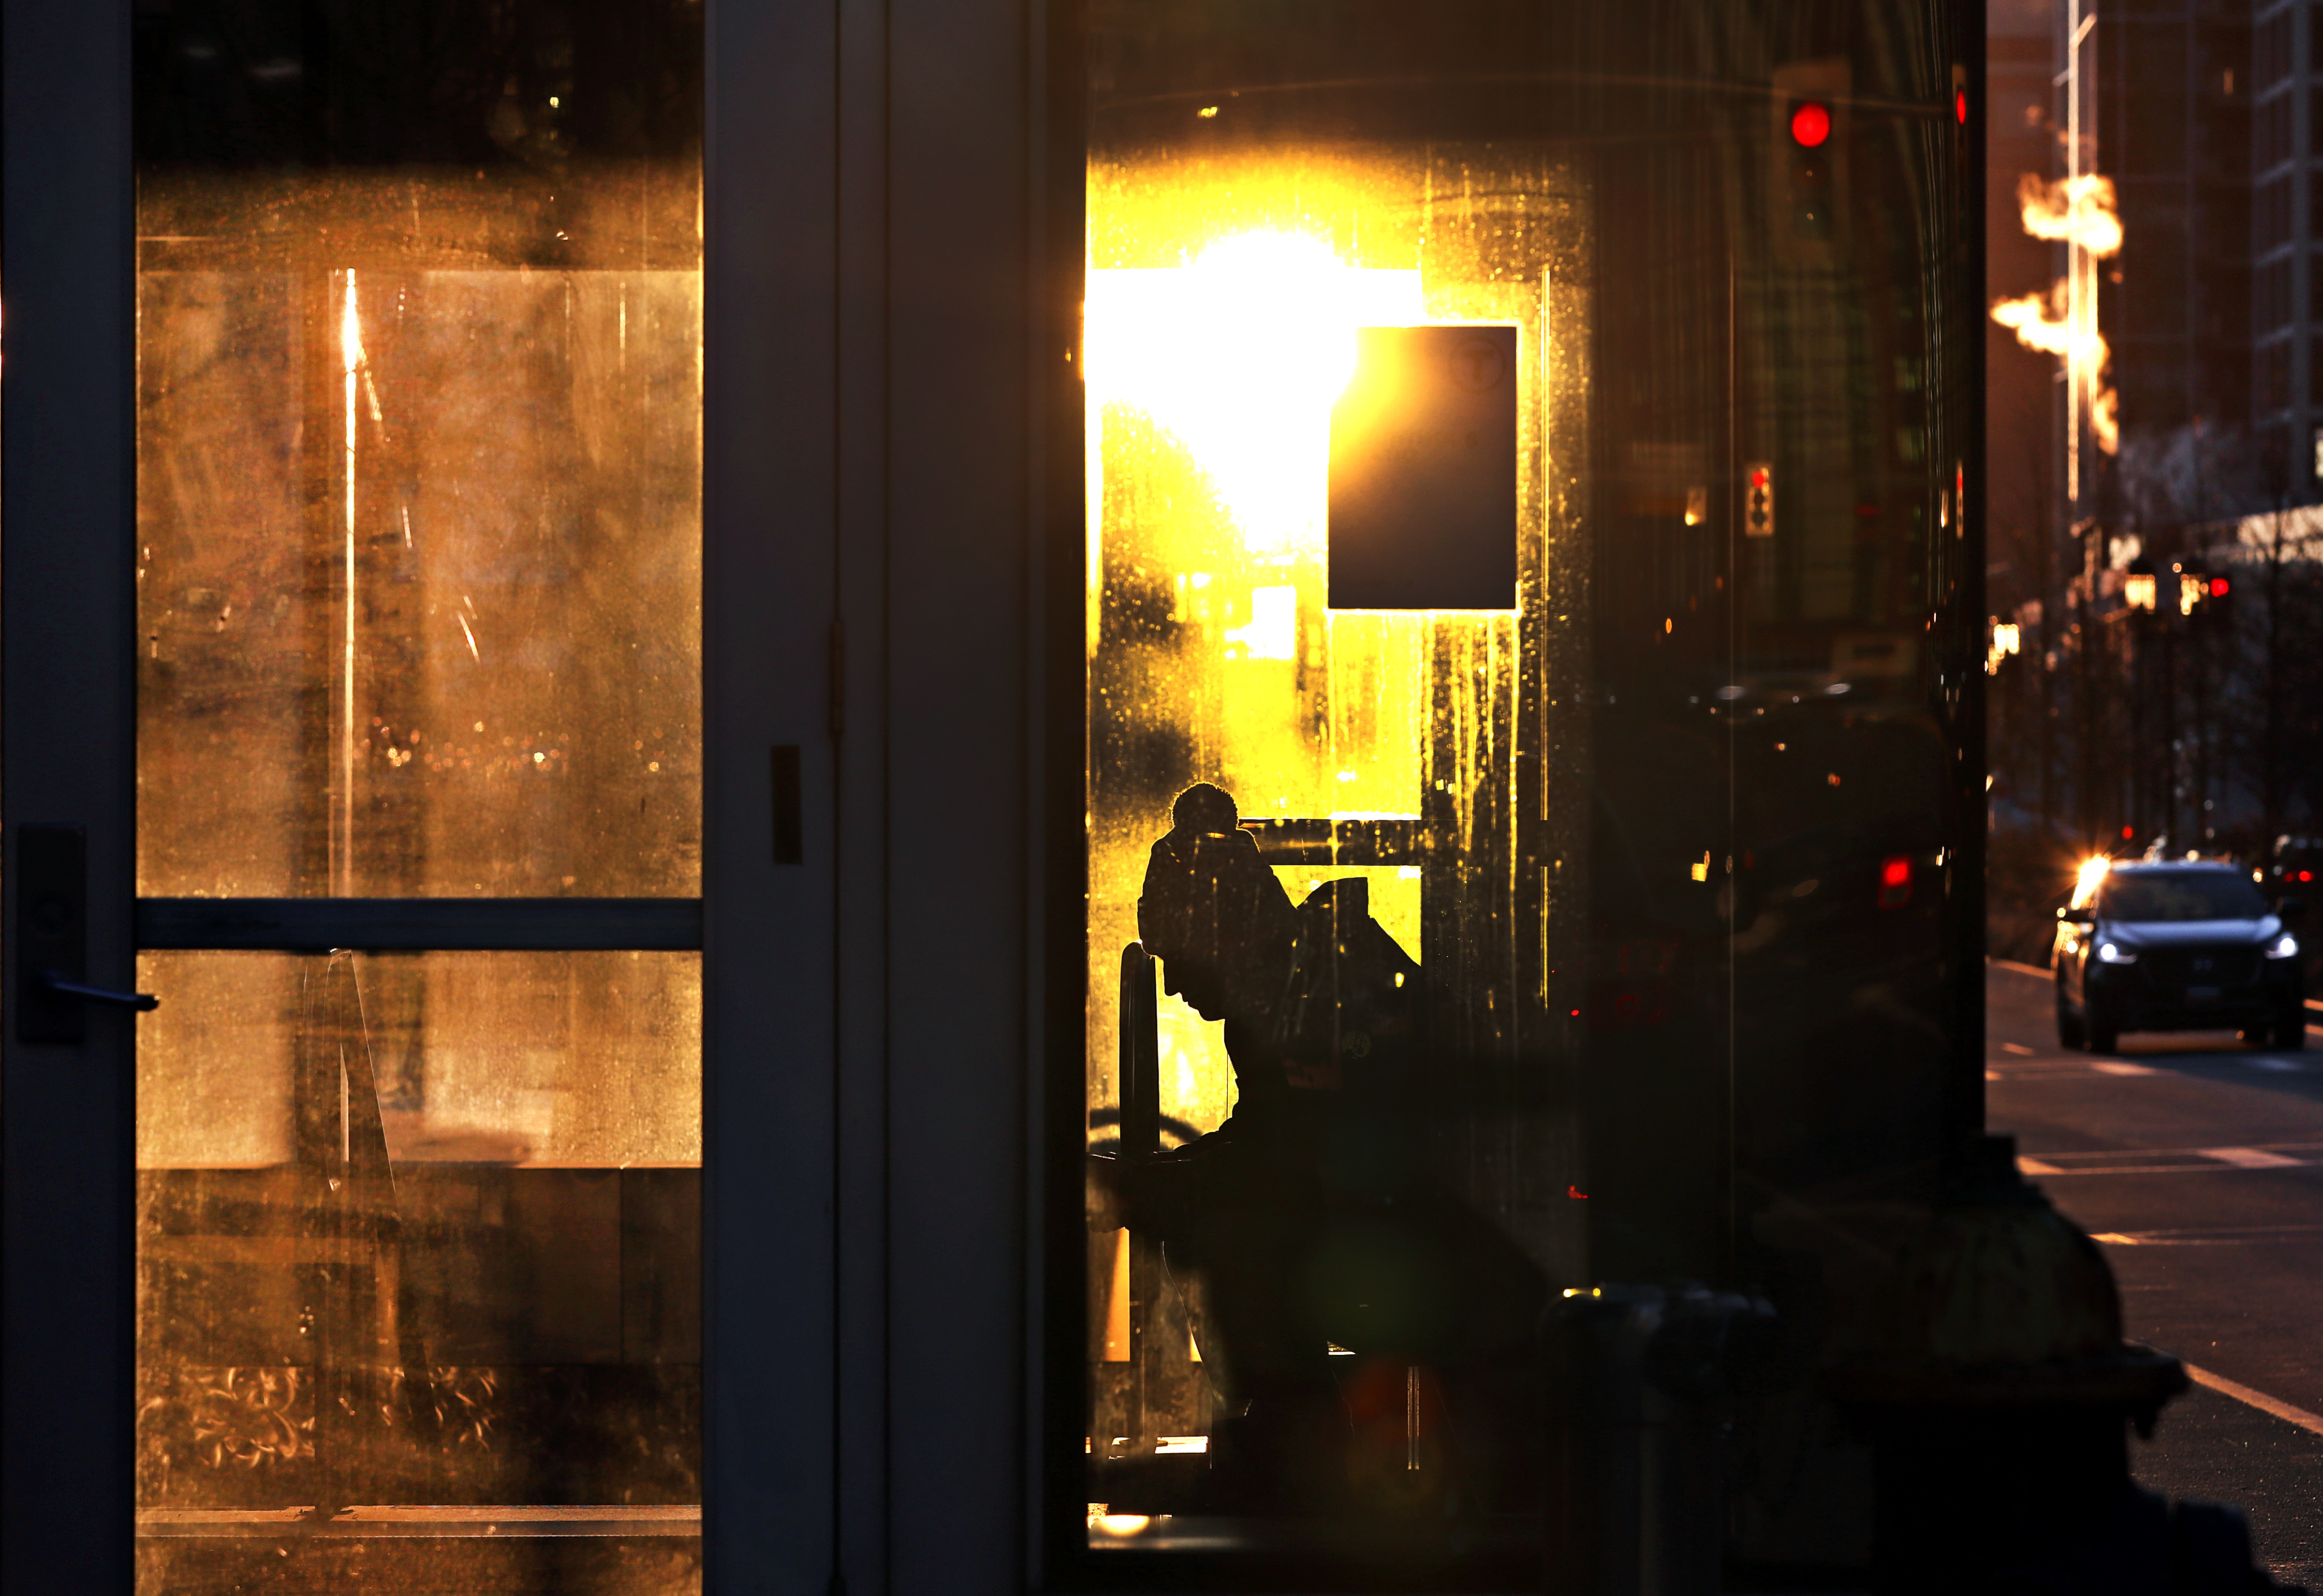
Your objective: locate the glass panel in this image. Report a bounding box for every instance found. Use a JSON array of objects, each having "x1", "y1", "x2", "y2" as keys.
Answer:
[
  {"x1": 1080, "y1": 1, "x2": 1976, "y2": 1572},
  {"x1": 135, "y1": 13, "x2": 702, "y2": 899},
  {"x1": 135, "y1": 951, "x2": 701, "y2": 1591}
]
